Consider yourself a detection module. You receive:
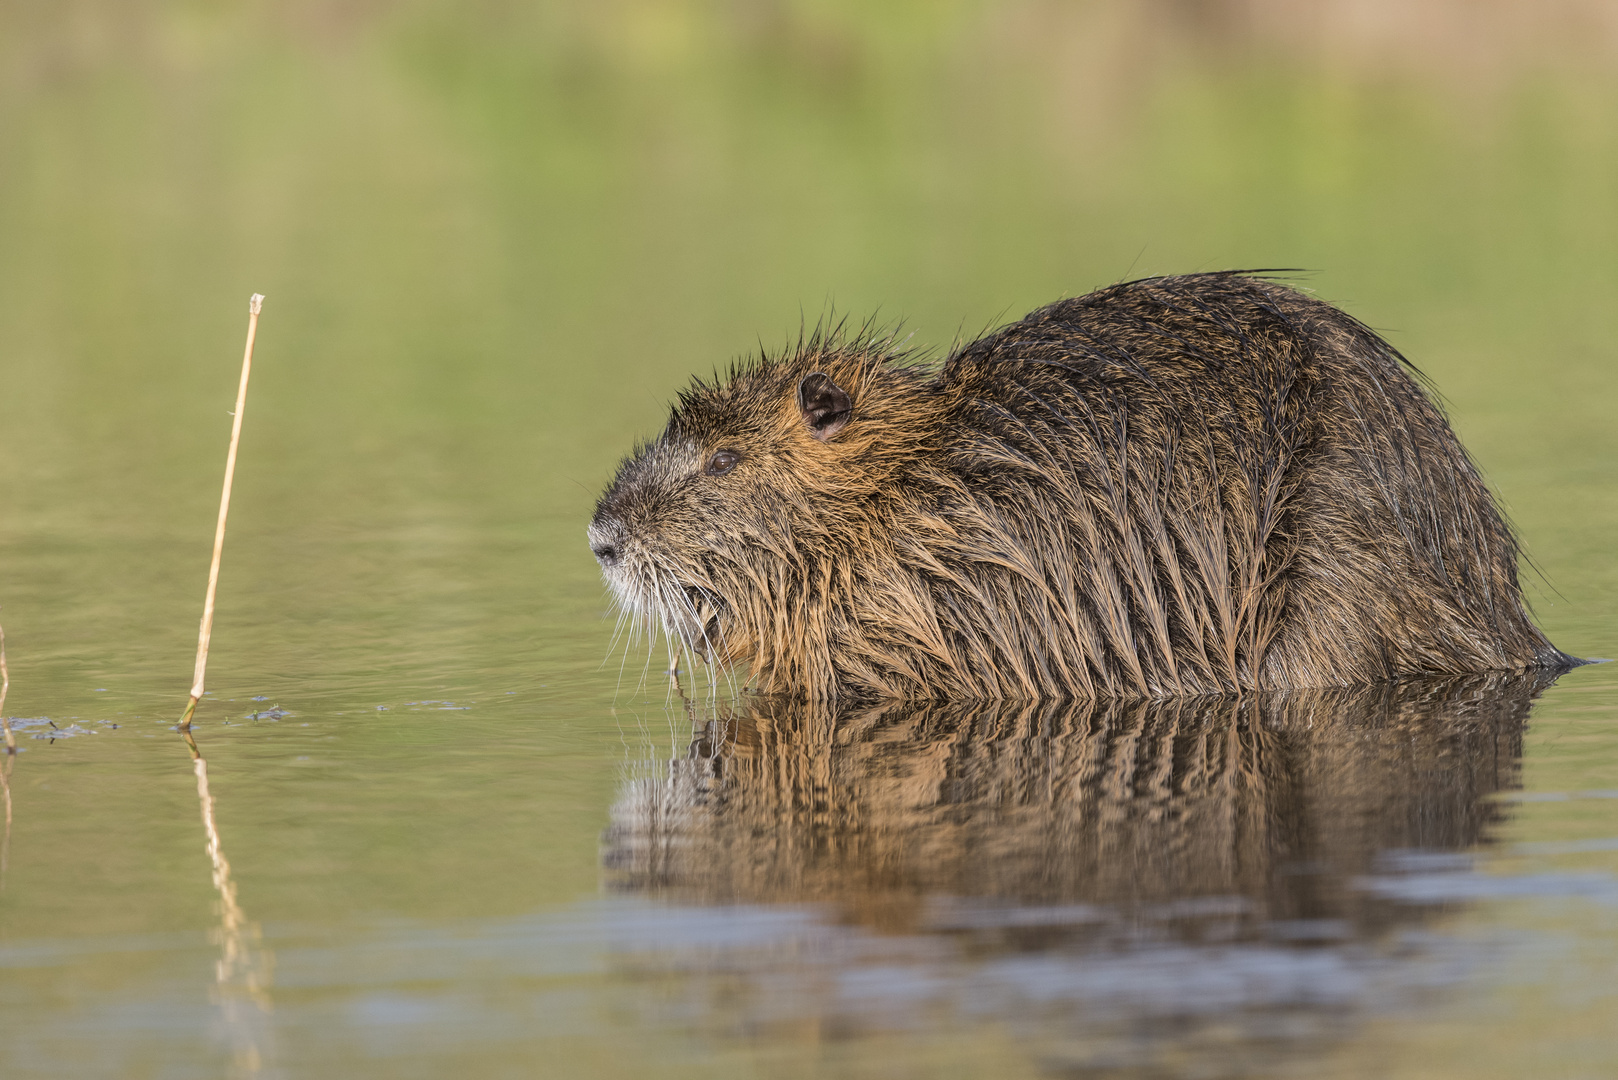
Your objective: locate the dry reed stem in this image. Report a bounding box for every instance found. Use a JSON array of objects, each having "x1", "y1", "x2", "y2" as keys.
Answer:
[
  {"x1": 180, "y1": 294, "x2": 264, "y2": 731},
  {"x1": 1, "y1": 611, "x2": 13, "y2": 754}
]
